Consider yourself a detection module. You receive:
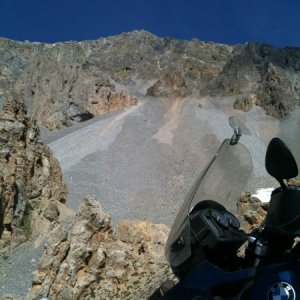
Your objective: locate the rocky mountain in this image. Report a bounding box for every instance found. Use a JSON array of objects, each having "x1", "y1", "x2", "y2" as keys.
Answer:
[
  {"x1": 1, "y1": 30, "x2": 299, "y2": 130},
  {"x1": 1, "y1": 30, "x2": 300, "y2": 299}
]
